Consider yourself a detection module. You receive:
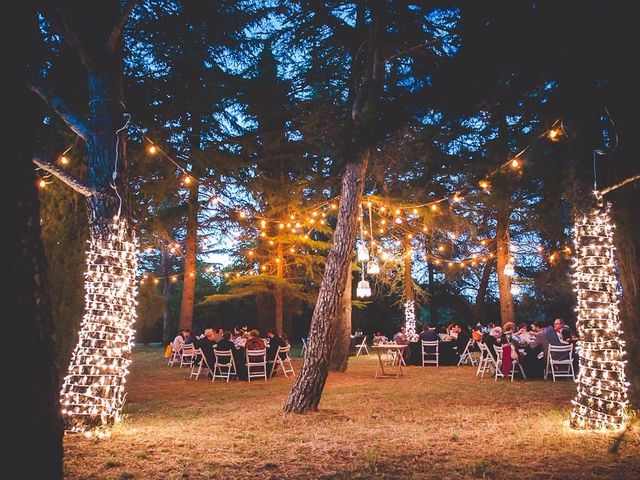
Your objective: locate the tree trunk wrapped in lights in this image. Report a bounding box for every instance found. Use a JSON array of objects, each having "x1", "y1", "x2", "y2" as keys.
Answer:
[
  {"x1": 570, "y1": 202, "x2": 629, "y2": 430},
  {"x1": 60, "y1": 217, "x2": 138, "y2": 435}
]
